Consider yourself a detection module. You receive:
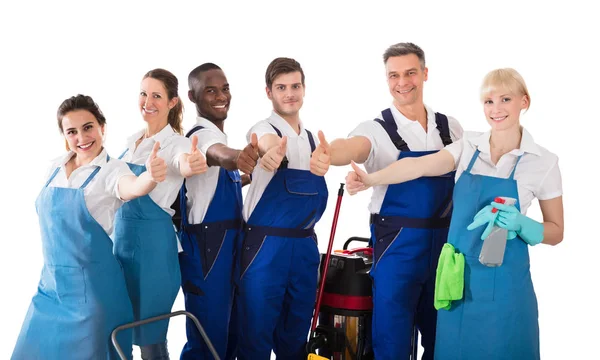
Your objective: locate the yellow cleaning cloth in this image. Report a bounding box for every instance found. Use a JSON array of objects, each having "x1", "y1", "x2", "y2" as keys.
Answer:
[{"x1": 434, "y1": 243, "x2": 465, "y2": 310}]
